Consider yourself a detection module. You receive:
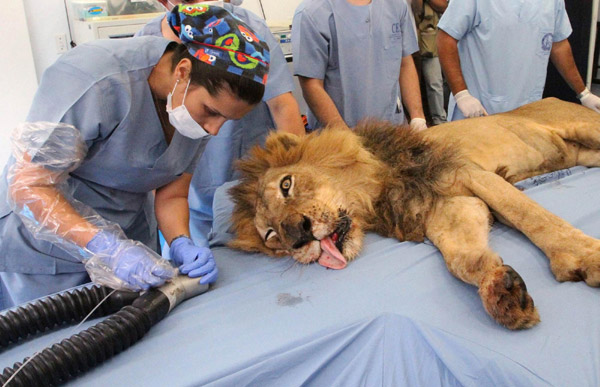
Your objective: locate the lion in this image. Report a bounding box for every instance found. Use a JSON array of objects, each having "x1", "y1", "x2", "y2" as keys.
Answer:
[{"x1": 228, "y1": 98, "x2": 600, "y2": 330}]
